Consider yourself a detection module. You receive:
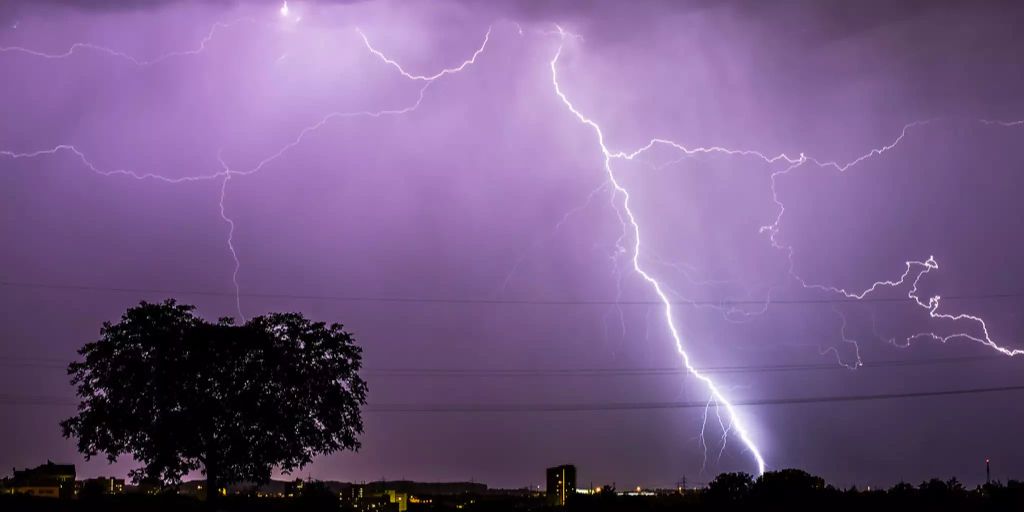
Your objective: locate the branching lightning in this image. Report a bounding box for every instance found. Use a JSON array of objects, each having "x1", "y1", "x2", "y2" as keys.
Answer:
[
  {"x1": 207, "y1": 26, "x2": 490, "y2": 318},
  {"x1": 548, "y1": 26, "x2": 768, "y2": 474},
  {"x1": 821, "y1": 308, "x2": 864, "y2": 370},
  {"x1": 761, "y1": 120, "x2": 1024, "y2": 358},
  {"x1": 805, "y1": 256, "x2": 1024, "y2": 357},
  {"x1": 216, "y1": 152, "x2": 244, "y2": 322},
  {"x1": 0, "y1": 18, "x2": 253, "y2": 66},
  {"x1": 1, "y1": 15, "x2": 492, "y2": 321},
  {"x1": 543, "y1": 24, "x2": 1024, "y2": 472},
  {"x1": 0, "y1": 145, "x2": 224, "y2": 183},
  {"x1": 3, "y1": 7, "x2": 1024, "y2": 476},
  {"x1": 582, "y1": 104, "x2": 1024, "y2": 364},
  {"x1": 357, "y1": 27, "x2": 492, "y2": 82}
]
